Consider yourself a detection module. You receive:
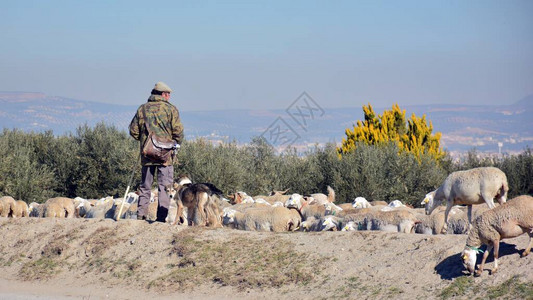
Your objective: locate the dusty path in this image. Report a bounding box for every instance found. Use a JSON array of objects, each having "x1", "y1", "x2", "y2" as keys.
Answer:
[{"x1": 0, "y1": 217, "x2": 531, "y2": 299}]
